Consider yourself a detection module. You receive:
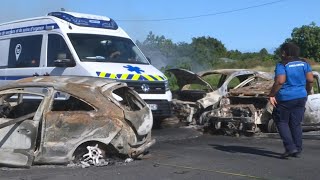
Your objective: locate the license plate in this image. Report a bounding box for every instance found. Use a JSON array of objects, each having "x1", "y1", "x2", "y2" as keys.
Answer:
[{"x1": 147, "y1": 104, "x2": 158, "y2": 110}]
